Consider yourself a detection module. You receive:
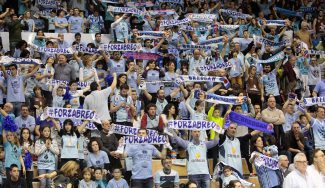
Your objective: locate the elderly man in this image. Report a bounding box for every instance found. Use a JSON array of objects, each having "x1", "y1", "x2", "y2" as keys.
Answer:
[
  {"x1": 307, "y1": 149, "x2": 325, "y2": 188},
  {"x1": 283, "y1": 153, "x2": 317, "y2": 188},
  {"x1": 278, "y1": 155, "x2": 290, "y2": 178},
  {"x1": 261, "y1": 96, "x2": 285, "y2": 148}
]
